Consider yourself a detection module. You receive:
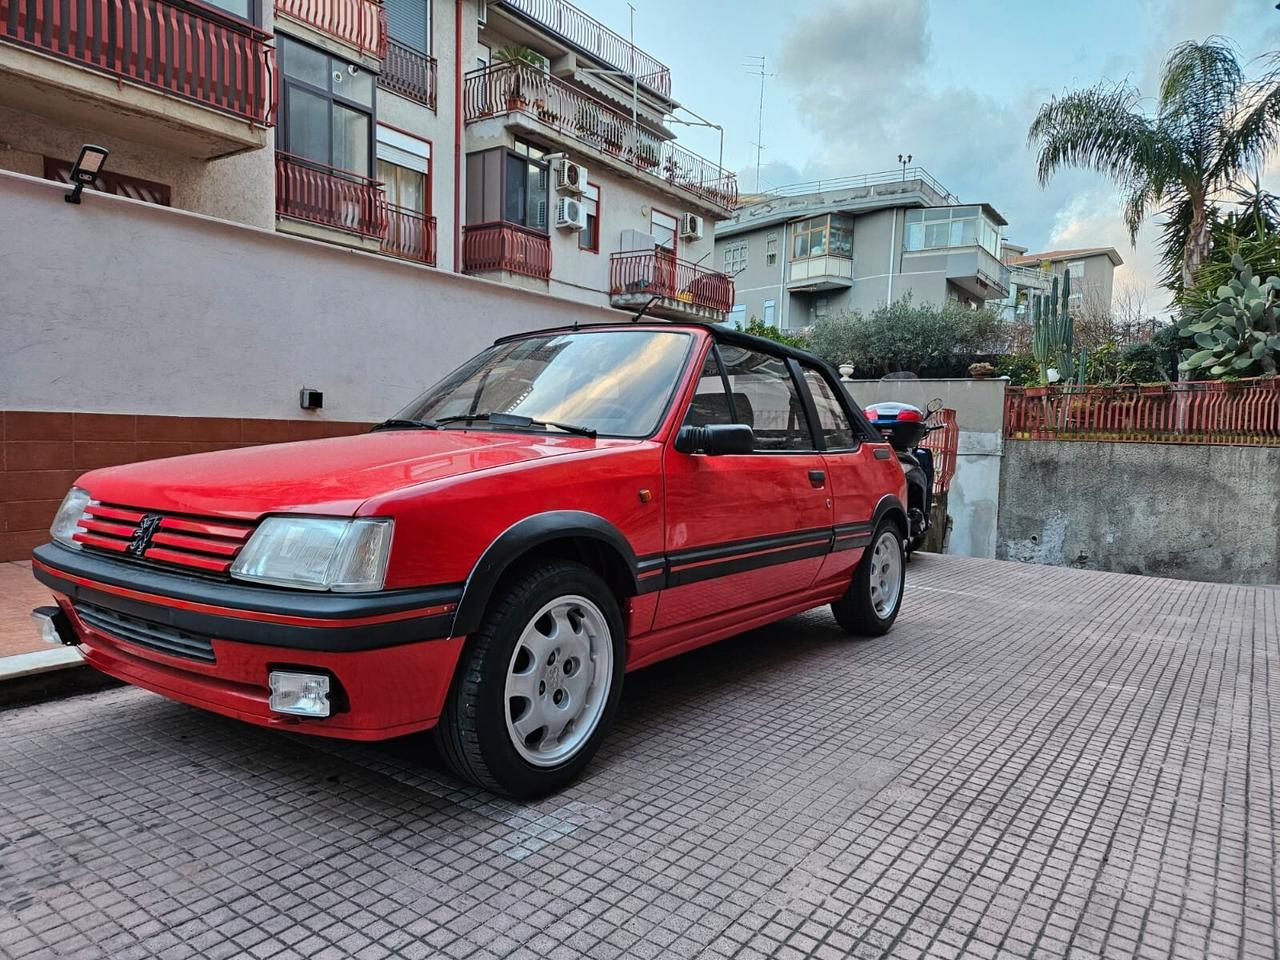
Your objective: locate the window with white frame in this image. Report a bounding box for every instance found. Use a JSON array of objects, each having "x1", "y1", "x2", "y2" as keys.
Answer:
[
  {"x1": 903, "y1": 206, "x2": 1002, "y2": 258},
  {"x1": 766, "y1": 234, "x2": 778, "y2": 265},
  {"x1": 723, "y1": 240, "x2": 747, "y2": 274},
  {"x1": 763, "y1": 299, "x2": 776, "y2": 325},
  {"x1": 727, "y1": 304, "x2": 746, "y2": 327}
]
